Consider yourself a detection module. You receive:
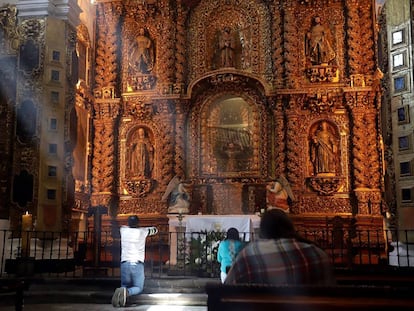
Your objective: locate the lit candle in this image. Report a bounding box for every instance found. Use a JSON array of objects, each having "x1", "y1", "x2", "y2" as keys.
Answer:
[
  {"x1": 22, "y1": 211, "x2": 32, "y2": 231},
  {"x1": 21, "y1": 212, "x2": 32, "y2": 257}
]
